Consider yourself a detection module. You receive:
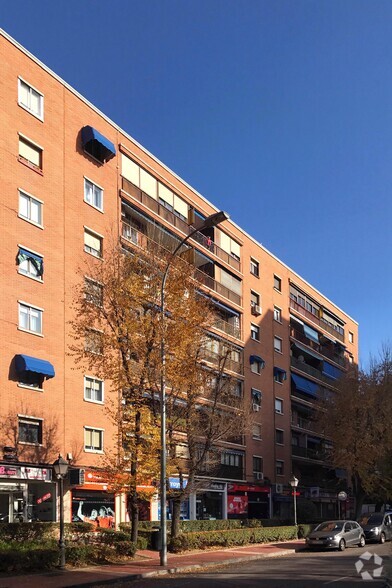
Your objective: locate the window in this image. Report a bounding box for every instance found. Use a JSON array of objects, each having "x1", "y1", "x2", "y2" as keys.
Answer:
[
  {"x1": 17, "y1": 247, "x2": 43, "y2": 280},
  {"x1": 274, "y1": 336, "x2": 282, "y2": 353},
  {"x1": 252, "y1": 424, "x2": 262, "y2": 439},
  {"x1": 274, "y1": 367, "x2": 287, "y2": 383},
  {"x1": 85, "y1": 329, "x2": 103, "y2": 354},
  {"x1": 253, "y1": 456, "x2": 263, "y2": 480},
  {"x1": 251, "y1": 361, "x2": 261, "y2": 375},
  {"x1": 84, "y1": 427, "x2": 104, "y2": 452},
  {"x1": 18, "y1": 135, "x2": 42, "y2": 170},
  {"x1": 275, "y1": 398, "x2": 283, "y2": 414},
  {"x1": 18, "y1": 78, "x2": 44, "y2": 120},
  {"x1": 18, "y1": 371, "x2": 44, "y2": 390},
  {"x1": 276, "y1": 460, "x2": 284, "y2": 476},
  {"x1": 85, "y1": 278, "x2": 103, "y2": 306},
  {"x1": 274, "y1": 306, "x2": 281, "y2": 323},
  {"x1": 221, "y1": 452, "x2": 243, "y2": 468},
  {"x1": 18, "y1": 190, "x2": 43, "y2": 226},
  {"x1": 250, "y1": 258, "x2": 259, "y2": 277},
  {"x1": 274, "y1": 275, "x2": 282, "y2": 292},
  {"x1": 349, "y1": 331, "x2": 354, "y2": 344},
  {"x1": 275, "y1": 429, "x2": 284, "y2": 444},
  {"x1": 251, "y1": 388, "x2": 262, "y2": 410},
  {"x1": 251, "y1": 323, "x2": 260, "y2": 341},
  {"x1": 84, "y1": 178, "x2": 103, "y2": 211},
  {"x1": 84, "y1": 376, "x2": 104, "y2": 403},
  {"x1": 250, "y1": 291, "x2": 261, "y2": 315},
  {"x1": 18, "y1": 302, "x2": 42, "y2": 334},
  {"x1": 84, "y1": 228, "x2": 103, "y2": 257},
  {"x1": 18, "y1": 417, "x2": 42, "y2": 444}
]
